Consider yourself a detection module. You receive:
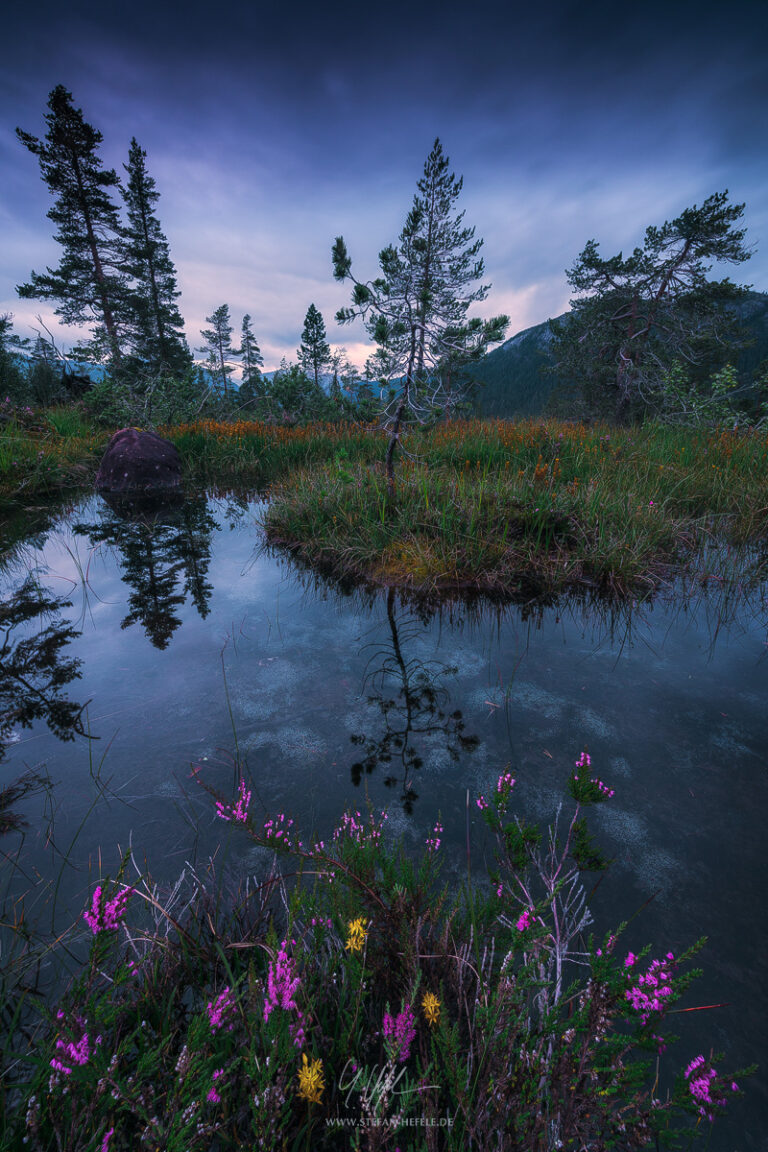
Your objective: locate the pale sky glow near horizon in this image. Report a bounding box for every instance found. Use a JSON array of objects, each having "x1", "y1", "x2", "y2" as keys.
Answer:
[{"x1": 2, "y1": 0, "x2": 767, "y2": 374}]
